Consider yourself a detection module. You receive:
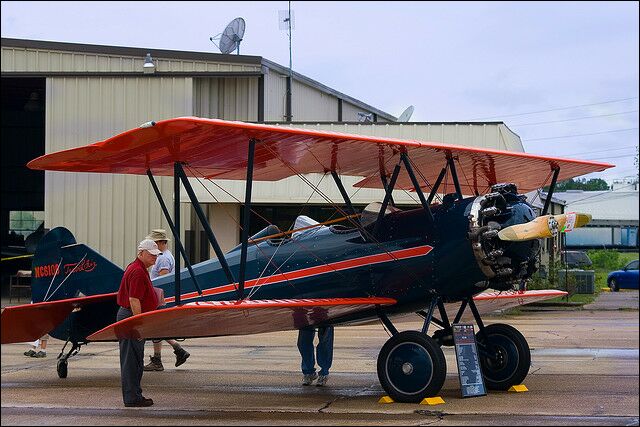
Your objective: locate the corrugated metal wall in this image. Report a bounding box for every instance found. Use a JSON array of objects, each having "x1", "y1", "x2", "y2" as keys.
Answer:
[
  {"x1": 298, "y1": 123, "x2": 524, "y2": 151},
  {"x1": 342, "y1": 101, "x2": 363, "y2": 122},
  {"x1": 264, "y1": 70, "x2": 287, "y2": 121},
  {"x1": 291, "y1": 80, "x2": 338, "y2": 121},
  {"x1": 45, "y1": 76, "x2": 193, "y2": 267},
  {"x1": 193, "y1": 77, "x2": 258, "y2": 120},
  {"x1": 1, "y1": 45, "x2": 261, "y2": 74},
  {"x1": 264, "y1": 69, "x2": 388, "y2": 123}
]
